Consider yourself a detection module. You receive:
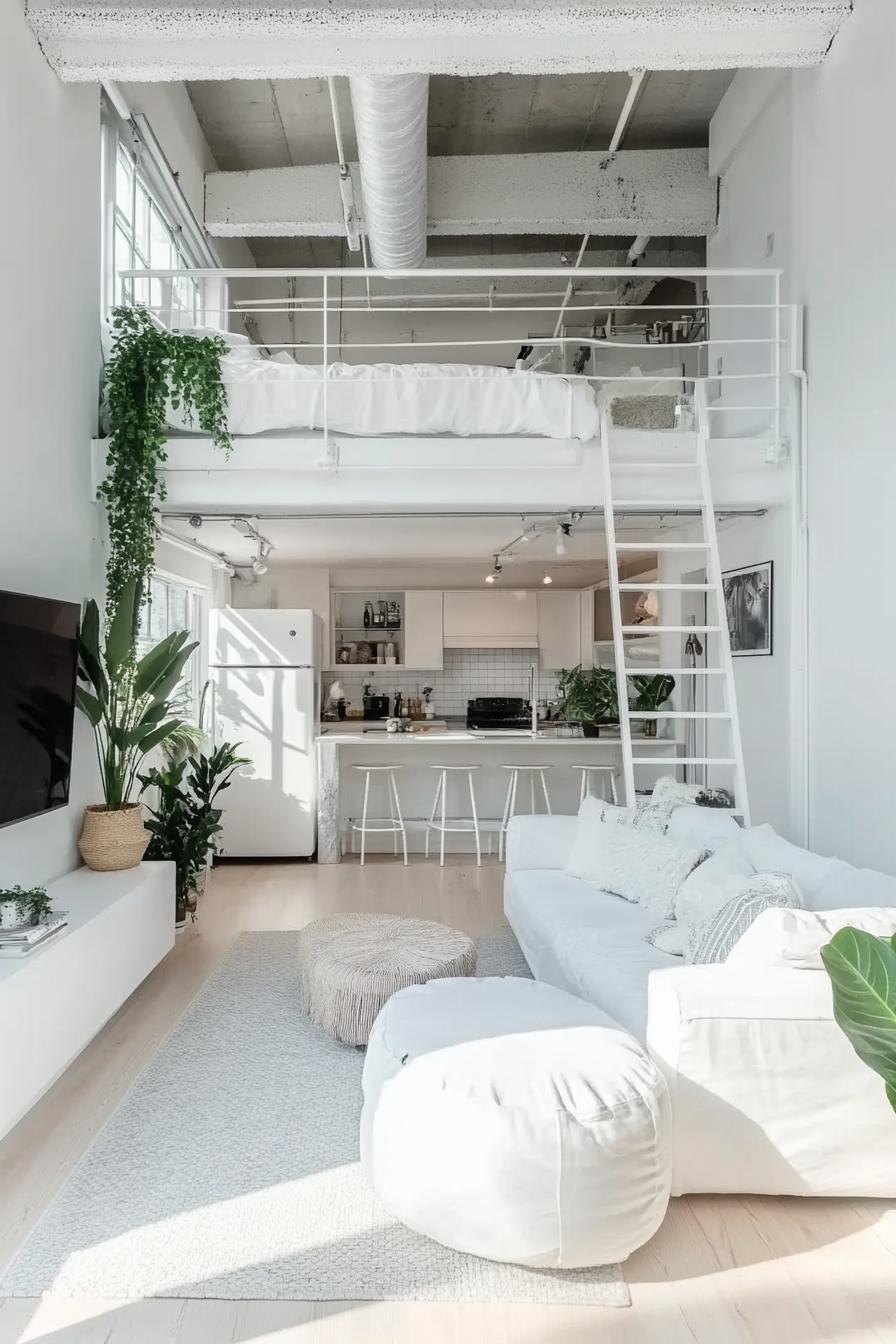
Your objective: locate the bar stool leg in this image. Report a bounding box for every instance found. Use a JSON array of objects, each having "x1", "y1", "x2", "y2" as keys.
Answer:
[
  {"x1": 389, "y1": 769, "x2": 408, "y2": 866},
  {"x1": 609, "y1": 771, "x2": 619, "y2": 804},
  {"x1": 440, "y1": 768, "x2": 448, "y2": 867},
  {"x1": 499, "y1": 767, "x2": 516, "y2": 863},
  {"x1": 359, "y1": 770, "x2": 371, "y2": 866},
  {"x1": 539, "y1": 768, "x2": 552, "y2": 814},
  {"x1": 467, "y1": 770, "x2": 482, "y2": 867},
  {"x1": 579, "y1": 769, "x2": 588, "y2": 805},
  {"x1": 529, "y1": 772, "x2": 536, "y2": 812},
  {"x1": 388, "y1": 771, "x2": 399, "y2": 857},
  {"x1": 425, "y1": 771, "x2": 442, "y2": 859}
]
